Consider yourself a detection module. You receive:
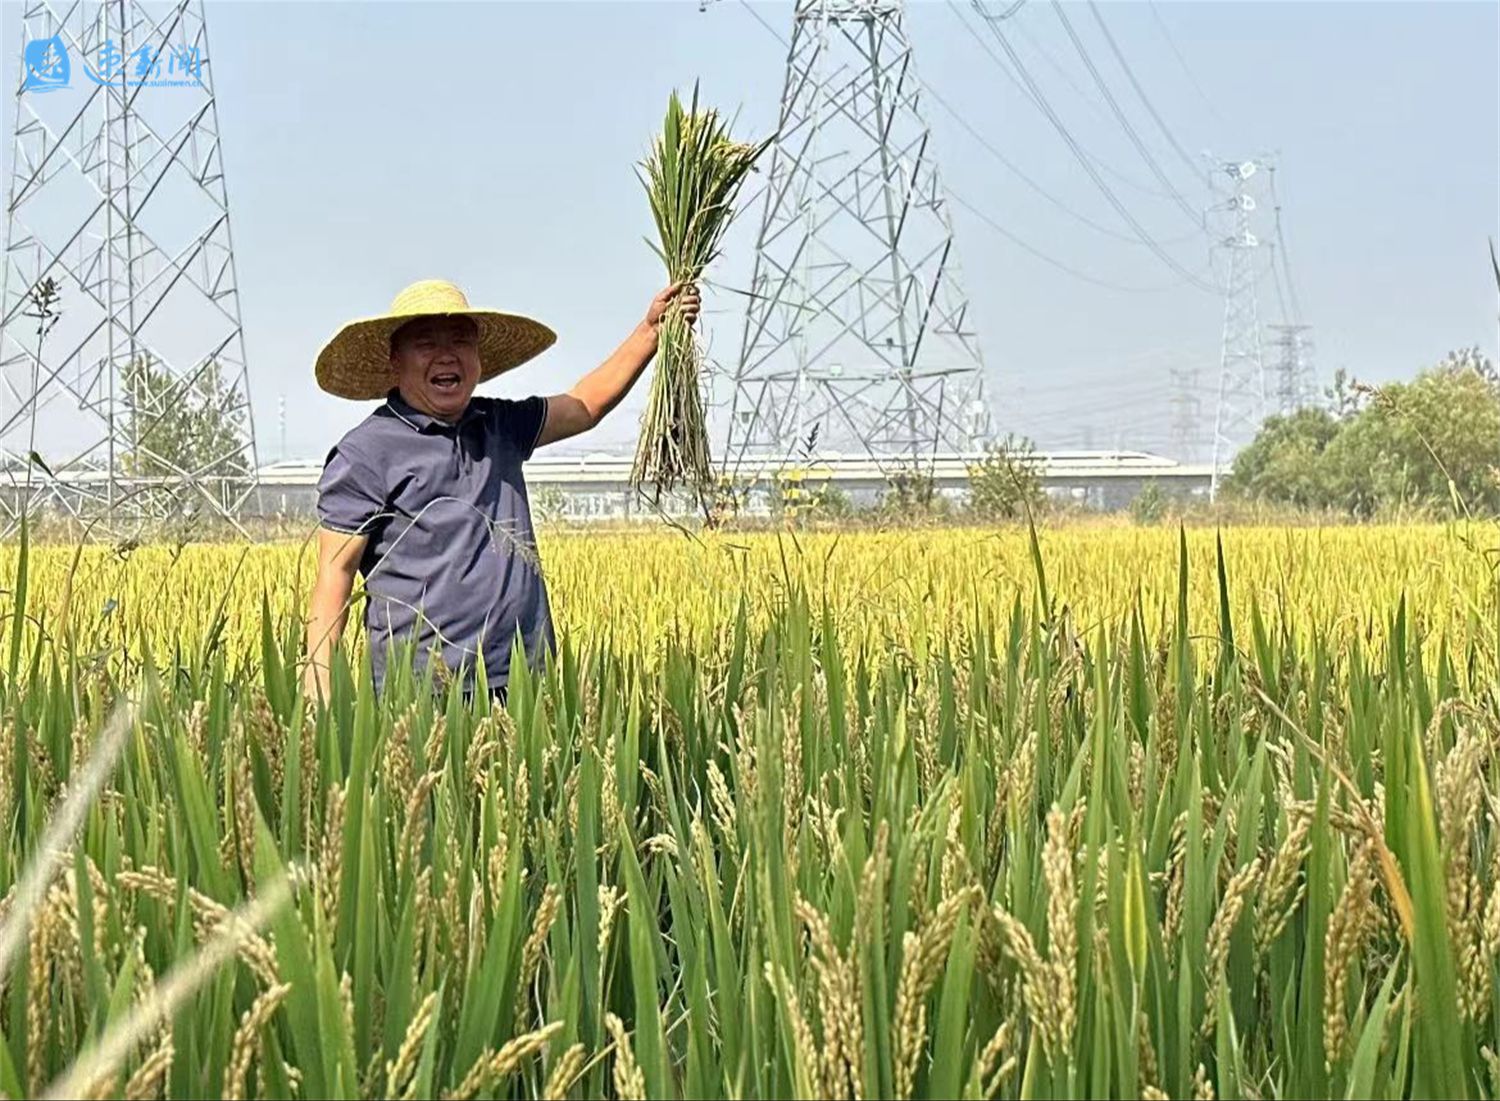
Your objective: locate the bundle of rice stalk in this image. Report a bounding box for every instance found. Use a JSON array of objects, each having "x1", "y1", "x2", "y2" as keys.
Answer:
[{"x1": 631, "y1": 83, "x2": 770, "y2": 505}]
